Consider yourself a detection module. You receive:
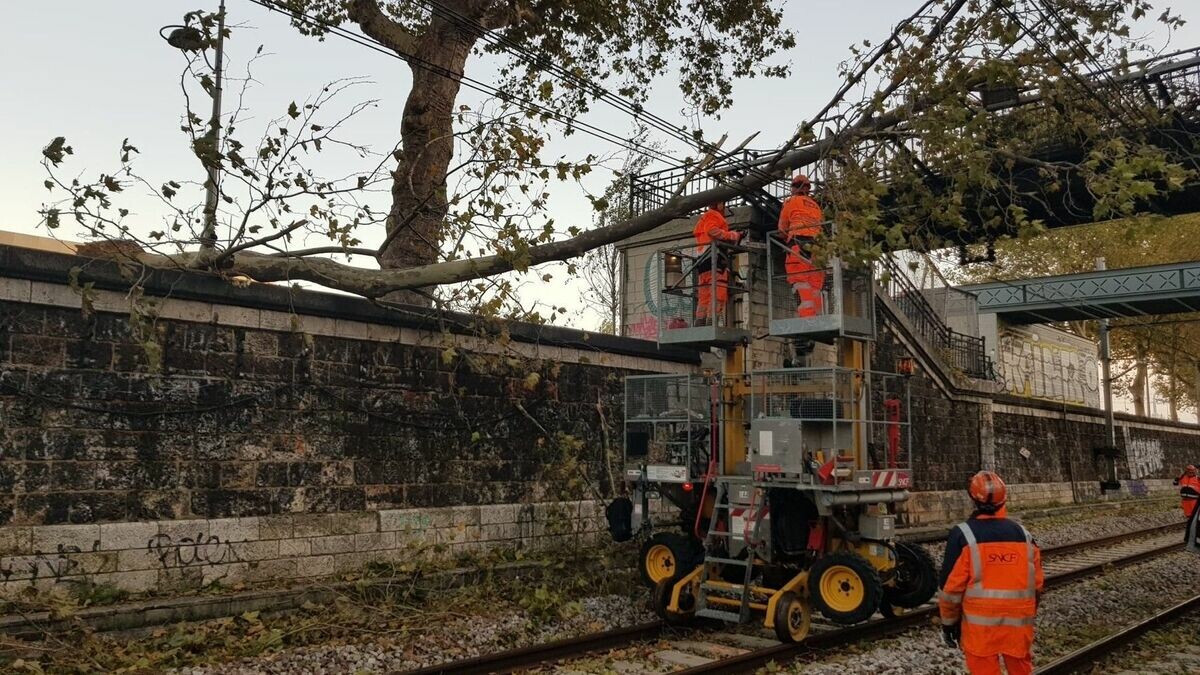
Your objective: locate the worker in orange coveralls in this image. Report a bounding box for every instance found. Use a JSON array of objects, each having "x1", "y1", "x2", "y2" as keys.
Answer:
[
  {"x1": 939, "y1": 471, "x2": 1044, "y2": 675},
  {"x1": 776, "y1": 174, "x2": 825, "y2": 317},
  {"x1": 1174, "y1": 464, "x2": 1200, "y2": 518},
  {"x1": 692, "y1": 201, "x2": 741, "y2": 323}
]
